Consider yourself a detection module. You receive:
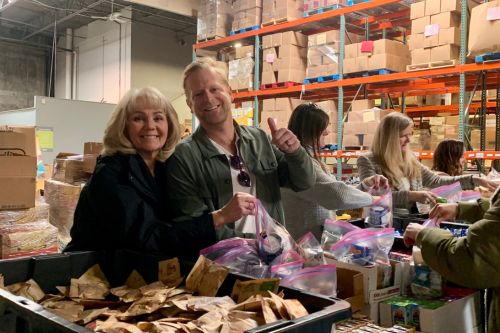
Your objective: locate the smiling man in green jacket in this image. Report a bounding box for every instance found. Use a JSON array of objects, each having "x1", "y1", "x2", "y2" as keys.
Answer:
[
  {"x1": 166, "y1": 58, "x2": 314, "y2": 240},
  {"x1": 404, "y1": 190, "x2": 500, "y2": 332}
]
